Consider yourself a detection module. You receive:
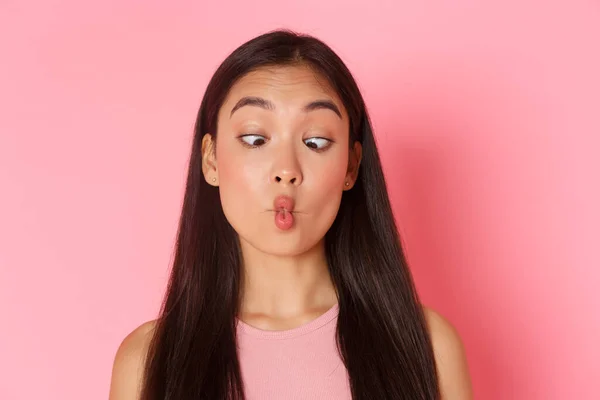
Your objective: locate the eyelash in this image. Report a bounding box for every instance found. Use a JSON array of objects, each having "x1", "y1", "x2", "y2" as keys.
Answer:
[{"x1": 238, "y1": 134, "x2": 333, "y2": 152}]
